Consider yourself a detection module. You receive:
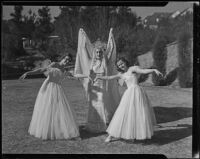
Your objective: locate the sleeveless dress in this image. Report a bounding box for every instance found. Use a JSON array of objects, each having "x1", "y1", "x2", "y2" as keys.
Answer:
[
  {"x1": 28, "y1": 67, "x2": 80, "y2": 140},
  {"x1": 106, "y1": 70, "x2": 157, "y2": 140}
]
